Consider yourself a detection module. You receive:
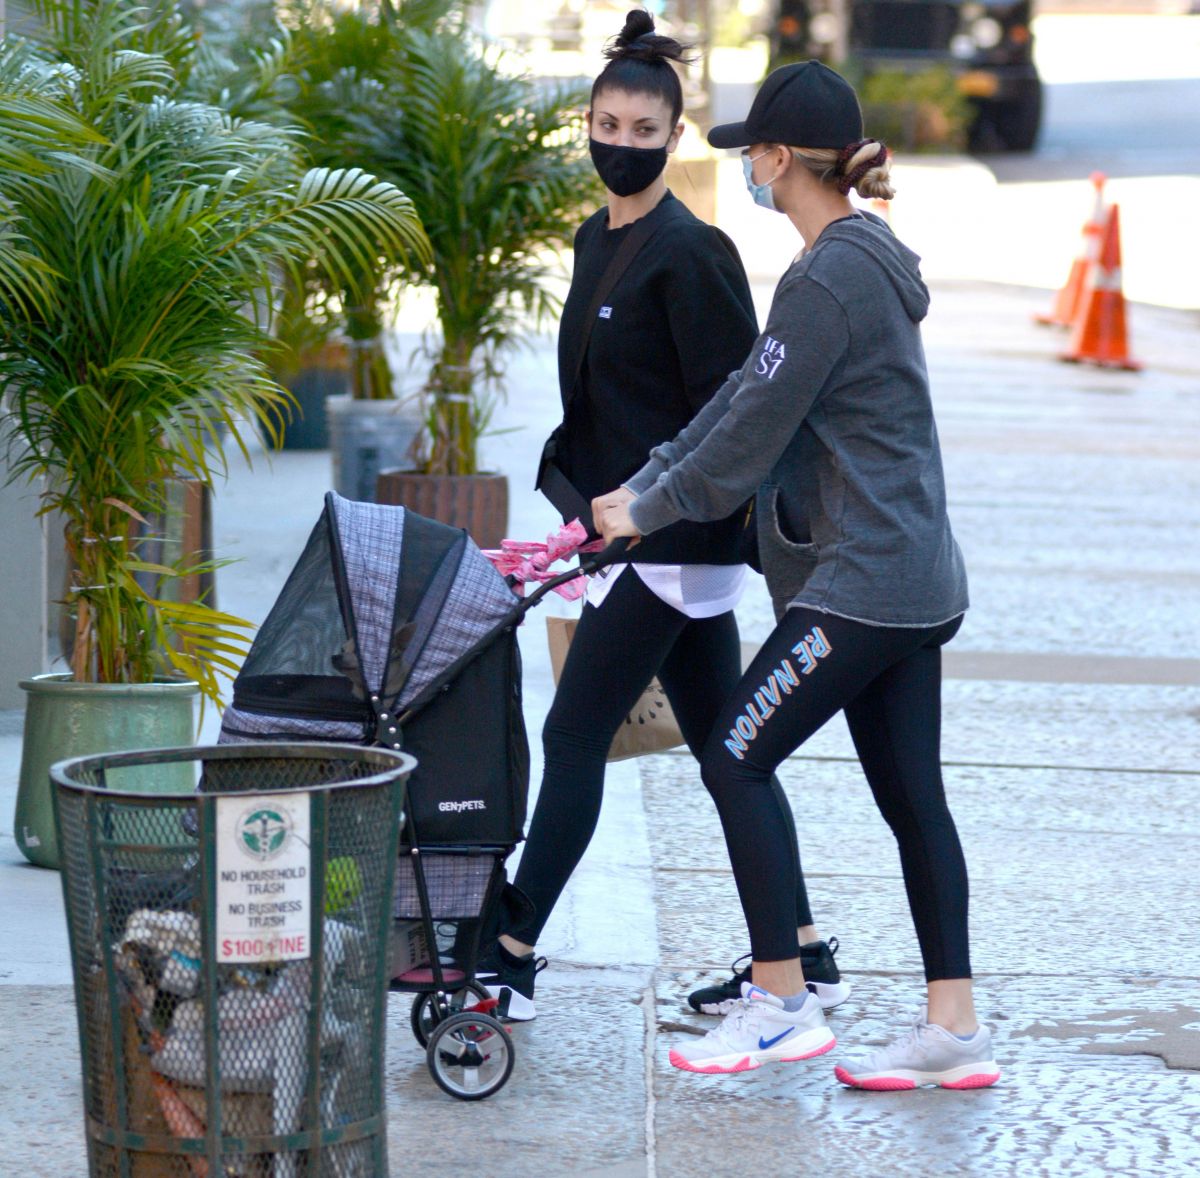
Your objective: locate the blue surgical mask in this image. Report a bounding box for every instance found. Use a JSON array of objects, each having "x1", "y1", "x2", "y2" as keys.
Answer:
[{"x1": 742, "y1": 150, "x2": 778, "y2": 212}]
